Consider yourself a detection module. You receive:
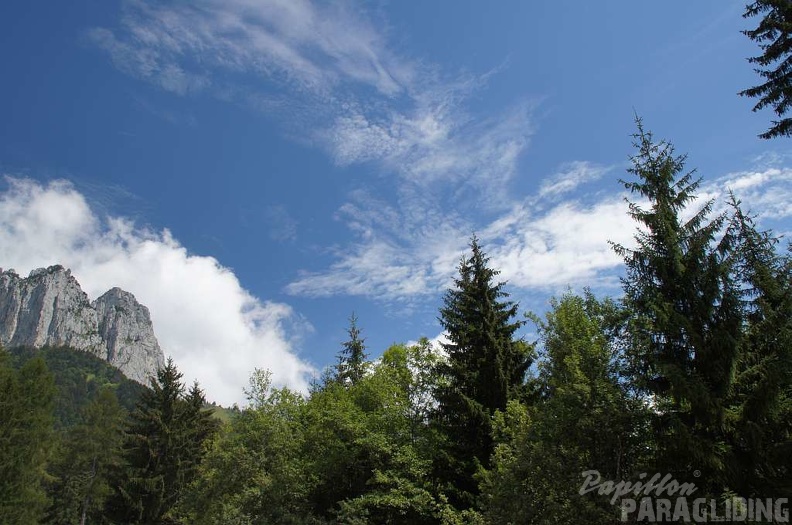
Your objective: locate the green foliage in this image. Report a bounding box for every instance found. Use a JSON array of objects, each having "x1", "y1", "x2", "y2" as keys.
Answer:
[
  {"x1": 178, "y1": 369, "x2": 314, "y2": 524},
  {"x1": 106, "y1": 358, "x2": 218, "y2": 524},
  {"x1": 334, "y1": 313, "x2": 369, "y2": 386},
  {"x1": 0, "y1": 350, "x2": 56, "y2": 525},
  {"x1": 6, "y1": 345, "x2": 145, "y2": 428},
  {"x1": 434, "y1": 235, "x2": 534, "y2": 508},
  {"x1": 740, "y1": 0, "x2": 792, "y2": 138},
  {"x1": 44, "y1": 387, "x2": 125, "y2": 525},
  {"x1": 483, "y1": 293, "x2": 647, "y2": 525},
  {"x1": 612, "y1": 119, "x2": 743, "y2": 493}
]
